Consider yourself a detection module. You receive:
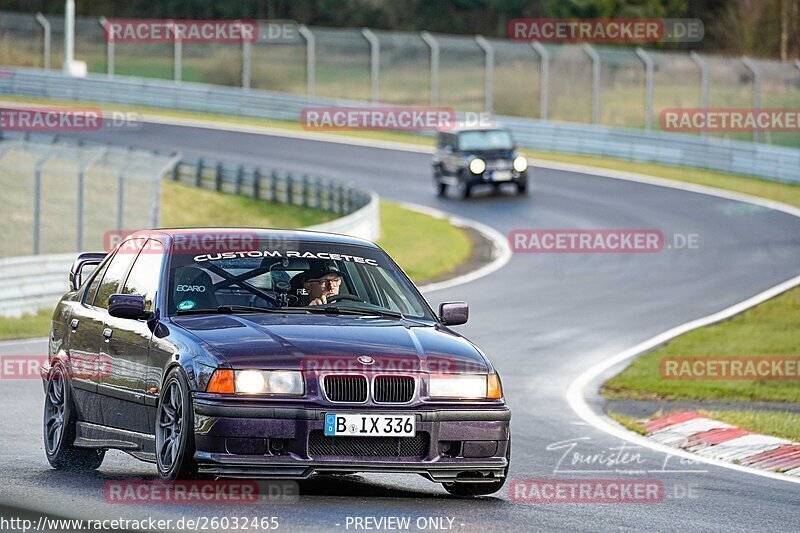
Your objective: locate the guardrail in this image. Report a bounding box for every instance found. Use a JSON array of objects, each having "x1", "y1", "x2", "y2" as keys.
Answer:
[{"x1": 2, "y1": 67, "x2": 799, "y2": 184}]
